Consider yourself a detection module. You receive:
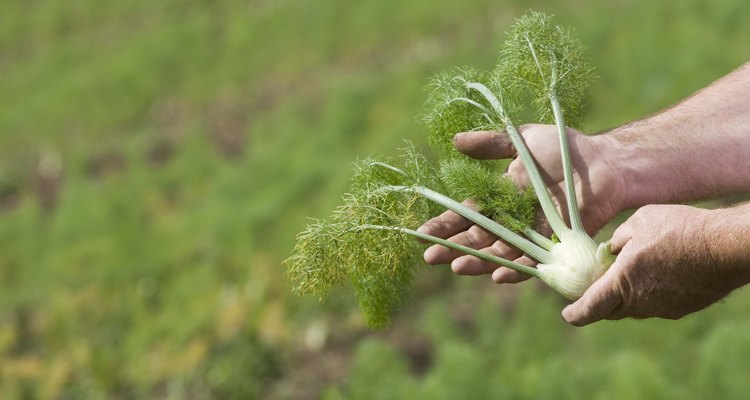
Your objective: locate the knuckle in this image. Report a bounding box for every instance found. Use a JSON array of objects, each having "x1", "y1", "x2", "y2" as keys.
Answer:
[
  {"x1": 422, "y1": 218, "x2": 444, "y2": 233},
  {"x1": 635, "y1": 204, "x2": 657, "y2": 219},
  {"x1": 465, "y1": 226, "x2": 488, "y2": 247},
  {"x1": 432, "y1": 212, "x2": 458, "y2": 232},
  {"x1": 491, "y1": 240, "x2": 519, "y2": 259},
  {"x1": 489, "y1": 132, "x2": 513, "y2": 153}
]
